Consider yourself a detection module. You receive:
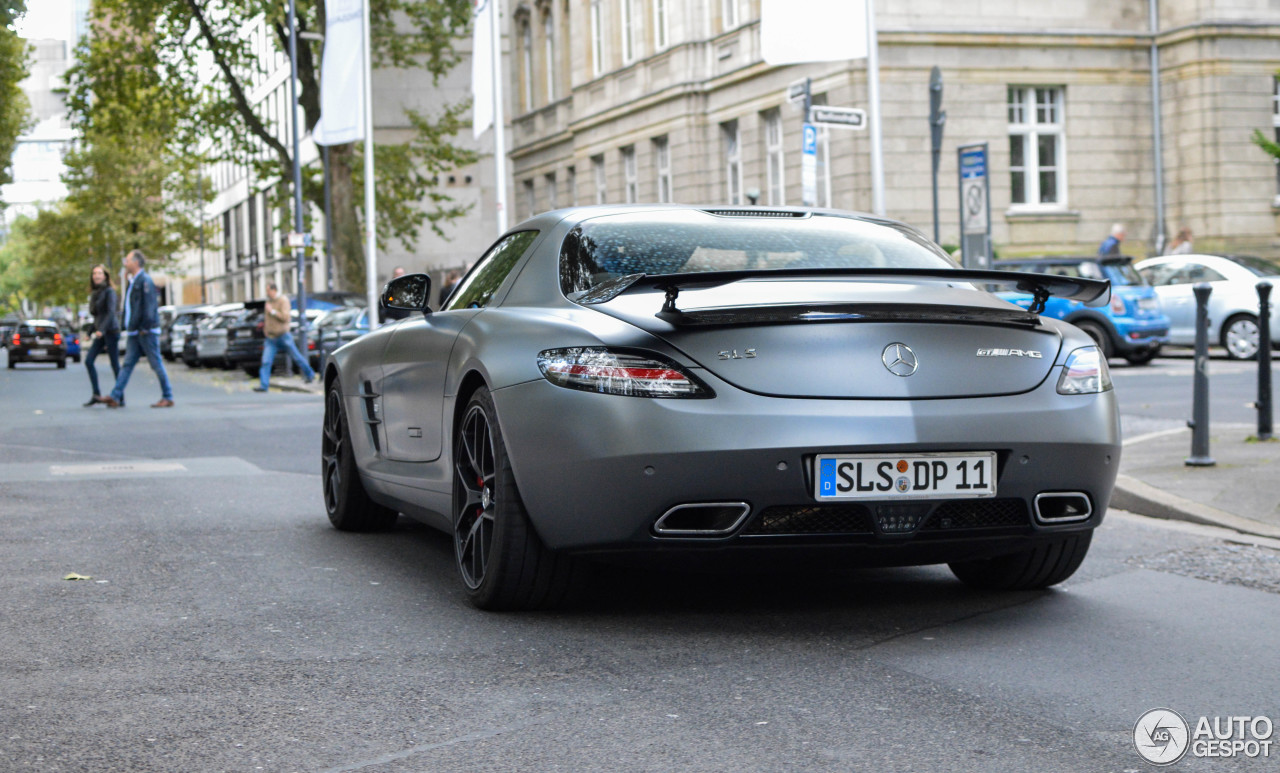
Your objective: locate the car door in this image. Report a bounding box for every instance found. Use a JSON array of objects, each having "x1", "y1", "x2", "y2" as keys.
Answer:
[
  {"x1": 1146, "y1": 261, "x2": 1196, "y2": 343},
  {"x1": 379, "y1": 231, "x2": 540, "y2": 463}
]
